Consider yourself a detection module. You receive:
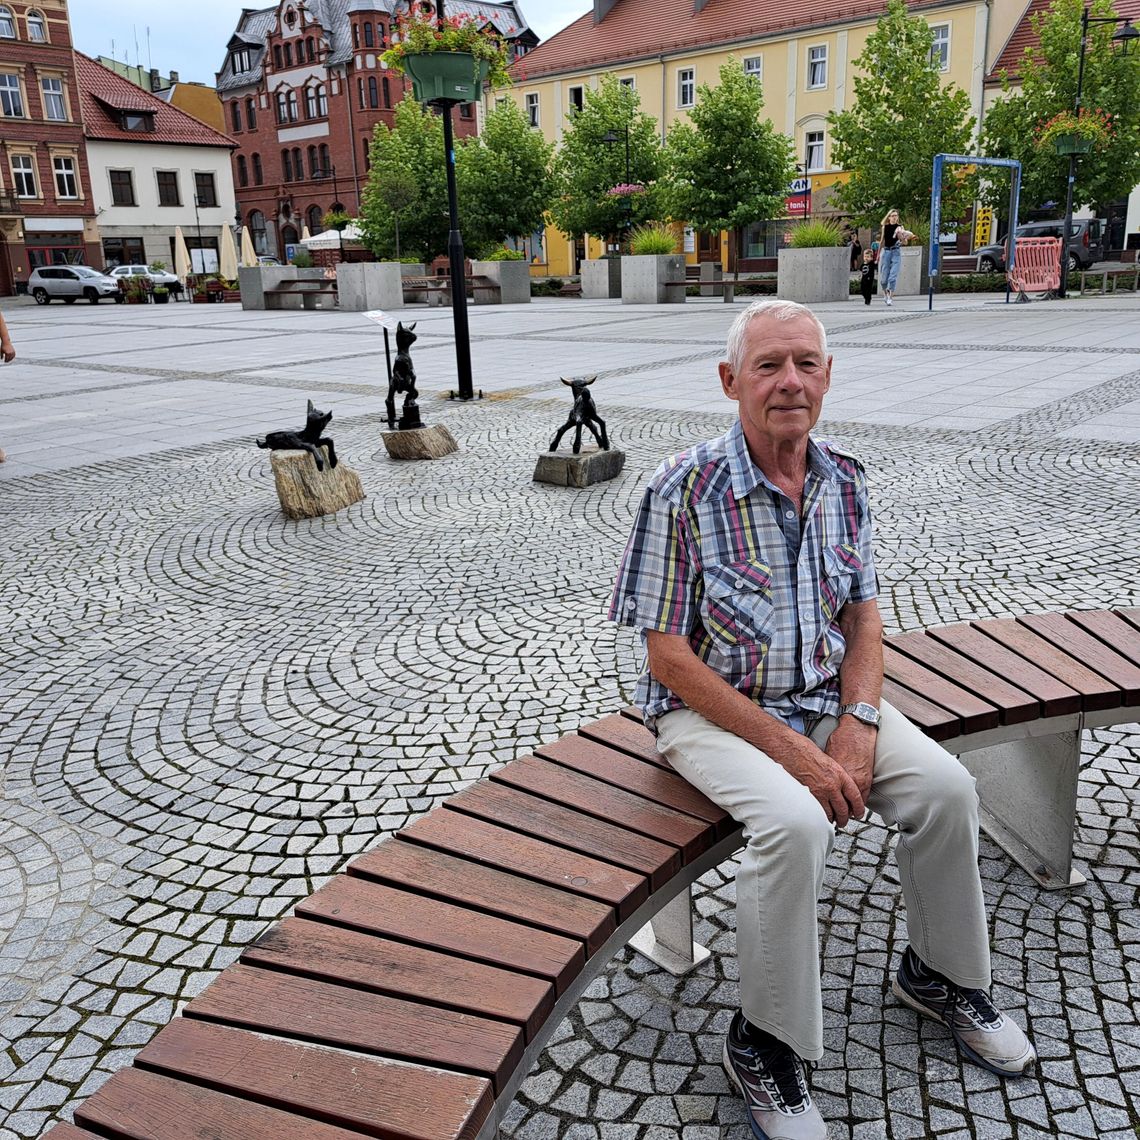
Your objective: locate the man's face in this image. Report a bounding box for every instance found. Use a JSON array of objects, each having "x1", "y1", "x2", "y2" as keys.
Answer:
[{"x1": 718, "y1": 313, "x2": 832, "y2": 450}]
